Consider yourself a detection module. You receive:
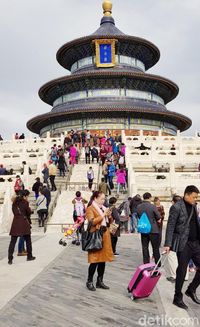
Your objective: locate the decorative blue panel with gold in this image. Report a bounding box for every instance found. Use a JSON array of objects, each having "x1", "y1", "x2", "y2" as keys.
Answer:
[{"x1": 94, "y1": 39, "x2": 117, "y2": 68}]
